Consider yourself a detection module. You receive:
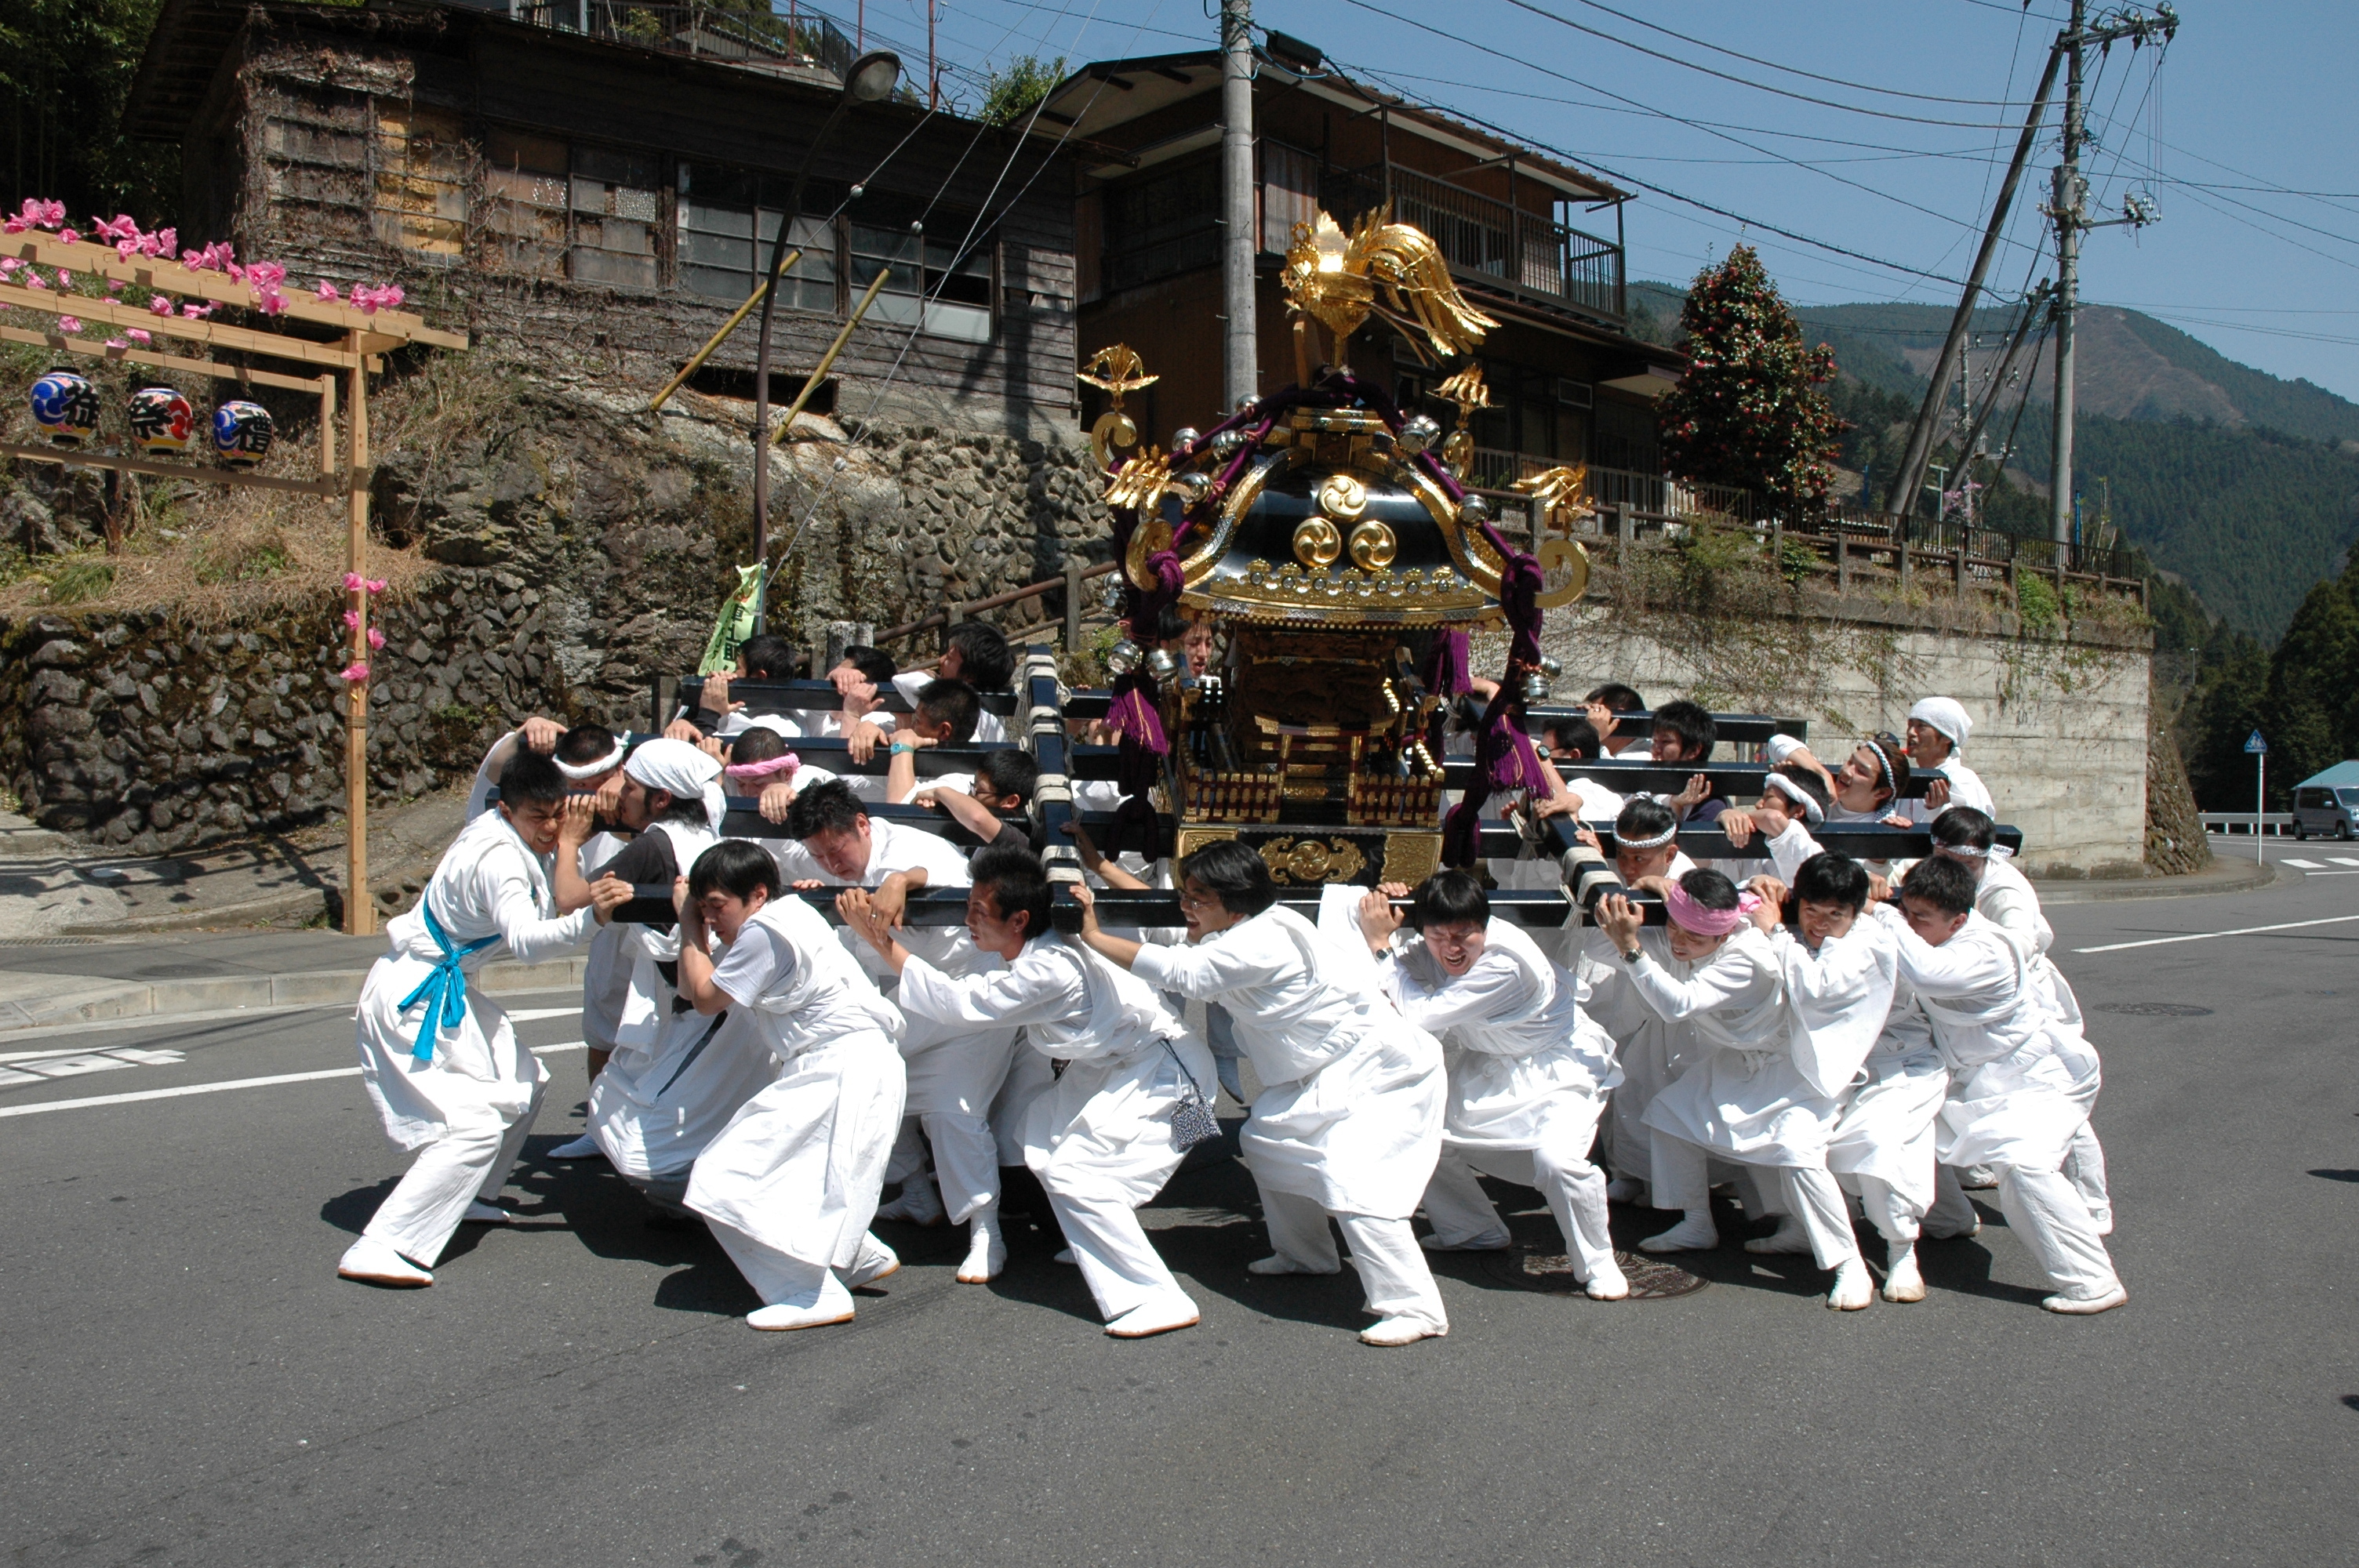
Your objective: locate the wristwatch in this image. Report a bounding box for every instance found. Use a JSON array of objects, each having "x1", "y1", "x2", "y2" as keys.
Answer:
[
  {"x1": 1619, "y1": 946, "x2": 1643, "y2": 963},
  {"x1": 890, "y1": 741, "x2": 916, "y2": 755}
]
